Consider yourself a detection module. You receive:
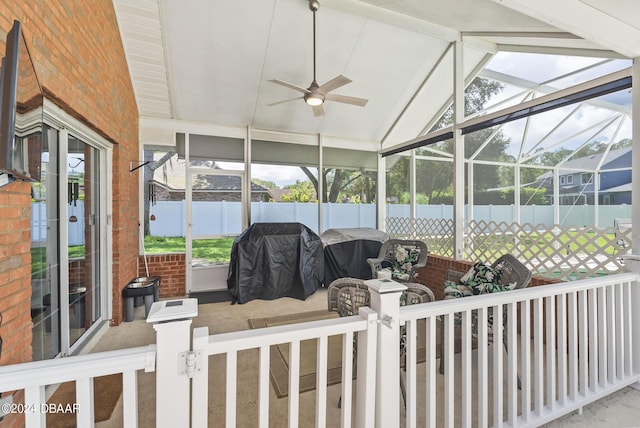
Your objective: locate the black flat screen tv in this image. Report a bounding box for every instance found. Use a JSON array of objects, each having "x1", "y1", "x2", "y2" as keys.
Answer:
[{"x1": 0, "y1": 20, "x2": 43, "y2": 183}]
